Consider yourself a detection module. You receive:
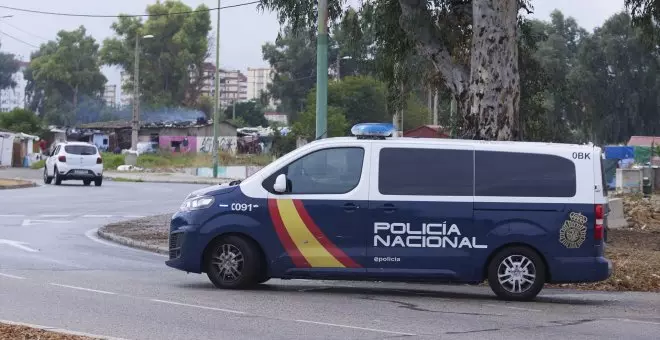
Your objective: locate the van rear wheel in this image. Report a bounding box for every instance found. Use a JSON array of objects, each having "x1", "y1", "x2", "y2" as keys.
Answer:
[
  {"x1": 487, "y1": 246, "x2": 546, "y2": 301},
  {"x1": 206, "y1": 236, "x2": 261, "y2": 289}
]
